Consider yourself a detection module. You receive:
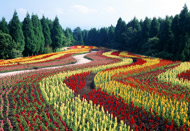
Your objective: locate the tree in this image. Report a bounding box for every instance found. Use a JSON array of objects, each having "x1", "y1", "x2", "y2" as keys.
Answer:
[
  {"x1": 22, "y1": 13, "x2": 36, "y2": 56},
  {"x1": 0, "y1": 32, "x2": 18, "y2": 59},
  {"x1": 41, "y1": 16, "x2": 52, "y2": 48},
  {"x1": 108, "y1": 25, "x2": 114, "y2": 42},
  {"x1": 0, "y1": 17, "x2": 9, "y2": 34},
  {"x1": 82, "y1": 30, "x2": 89, "y2": 45},
  {"x1": 150, "y1": 17, "x2": 160, "y2": 38},
  {"x1": 73, "y1": 27, "x2": 84, "y2": 45},
  {"x1": 142, "y1": 37, "x2": 159, "y2": 56},
  {"x1": 141, "y1": 17, "x2": 151, "y2": 43},
  {"x1": 8, "y1": 11, "x2": 25, "y2": 52},
  {"x1": 97, "y1": 28, "x2": 108, "y2": 47},
  {"x1": 64, "y1": 28, "x2": 74, "y2": 46},
  {"x1": 113, "y1": 18, "x2": 126, "y2": 49},
  {"x1": 171, "y1": 15, "x2": 181, "y2": 59},
  {"x1": 122, "y1": 17, "x2": 141, "y2": 52},
  {"x1": 87, "y1": 28, "x2": 98, "y2": 46},
  {"x1": 178, "y1": 4, "x2": 190, "y2": 60},
  {"x1": 159, "y1": 16, "x2": 173, "y2": 53},
  {"x1": 51, "y1": 17, "x2": 63, "y2": 51},
  {"x1": 32, "y1": 14, "x2": 45, "y2": 54}
]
